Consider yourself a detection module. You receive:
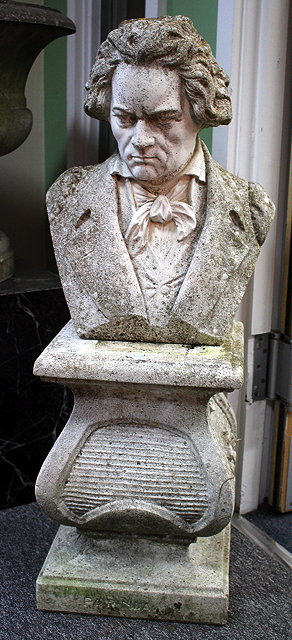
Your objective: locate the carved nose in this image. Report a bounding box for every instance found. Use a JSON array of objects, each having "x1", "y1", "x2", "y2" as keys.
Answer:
[{"x1": 131, "y1": 120, "x2": 155, "y2": 149}]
